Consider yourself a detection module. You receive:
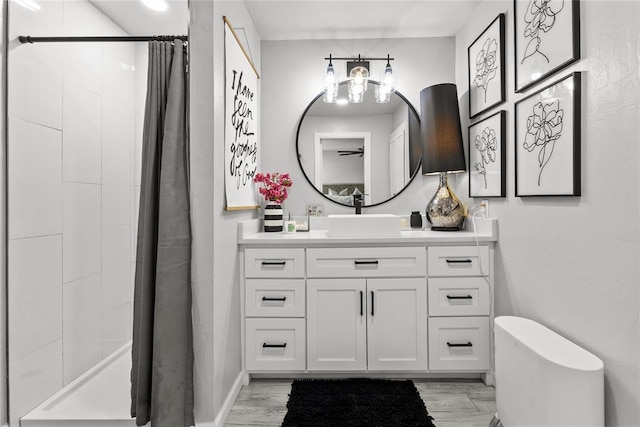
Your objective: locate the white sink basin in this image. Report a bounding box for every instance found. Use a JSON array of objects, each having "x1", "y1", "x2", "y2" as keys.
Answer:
[{"x1": 327, "y1": 214, "x2": 401, "y2": 237}]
